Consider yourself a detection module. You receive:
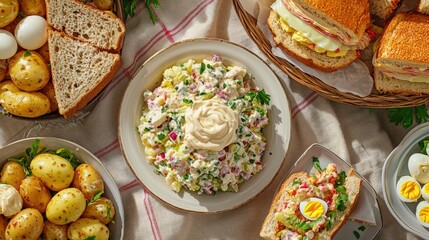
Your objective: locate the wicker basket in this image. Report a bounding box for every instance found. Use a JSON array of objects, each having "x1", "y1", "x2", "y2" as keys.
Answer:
[{"x1": 233, "y1": 0, "x2": 429, "y2": 108}]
